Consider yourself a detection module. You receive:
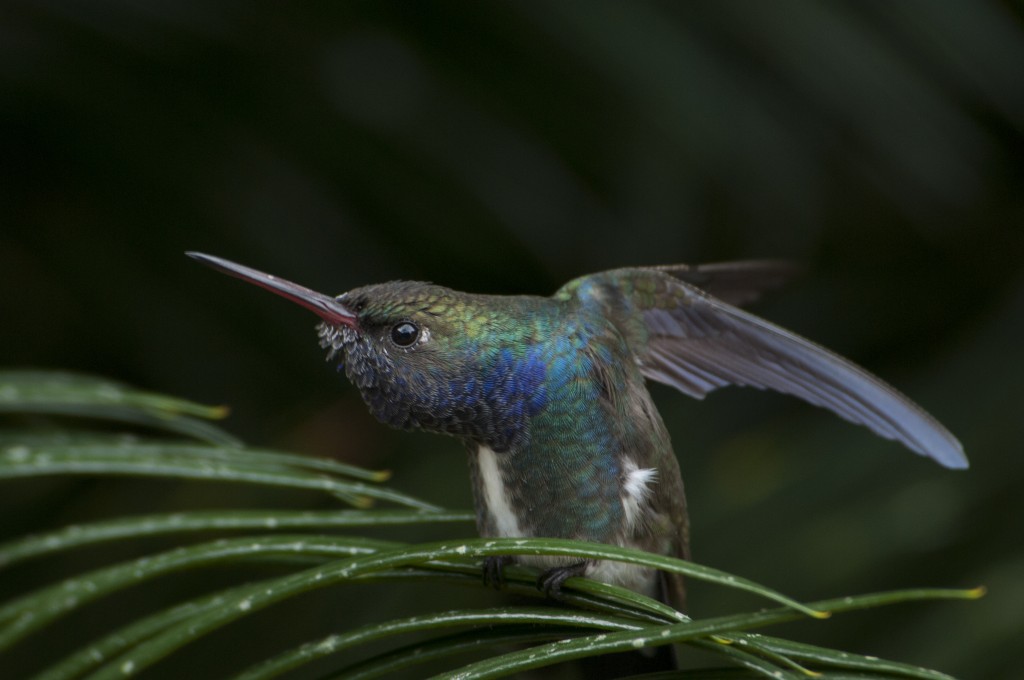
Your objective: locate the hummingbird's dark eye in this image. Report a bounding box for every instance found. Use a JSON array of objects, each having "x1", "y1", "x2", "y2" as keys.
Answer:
[{"x1": 390, "y1": 322, "x2": 419, "y2": 347}]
